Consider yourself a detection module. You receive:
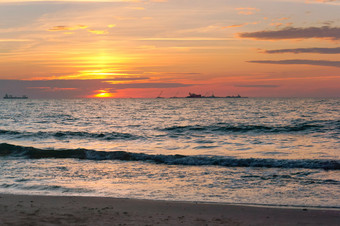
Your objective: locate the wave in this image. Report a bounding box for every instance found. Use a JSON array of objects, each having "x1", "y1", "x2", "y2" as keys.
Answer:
[
  {"x1": 161, "y1": 122, "x2": 329, "y2": 134},
  {"x1": 1, "y1": 143, "x2": 339, "y2": 170},
  {"x1": 0, "y1": 129, "x2": 139, "y2": 141}
]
